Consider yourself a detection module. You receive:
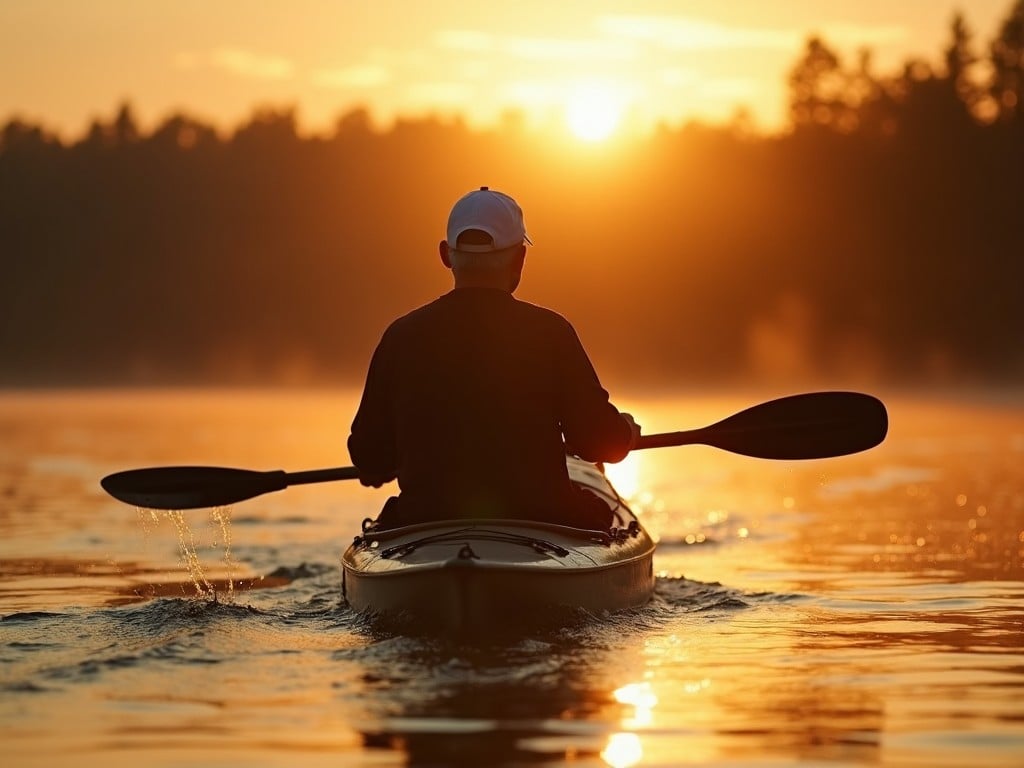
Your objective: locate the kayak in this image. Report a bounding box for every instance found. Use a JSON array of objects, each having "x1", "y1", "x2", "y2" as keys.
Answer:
[{"x1": 341, "y1": 456, "x2": 656, "y2": 637}]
